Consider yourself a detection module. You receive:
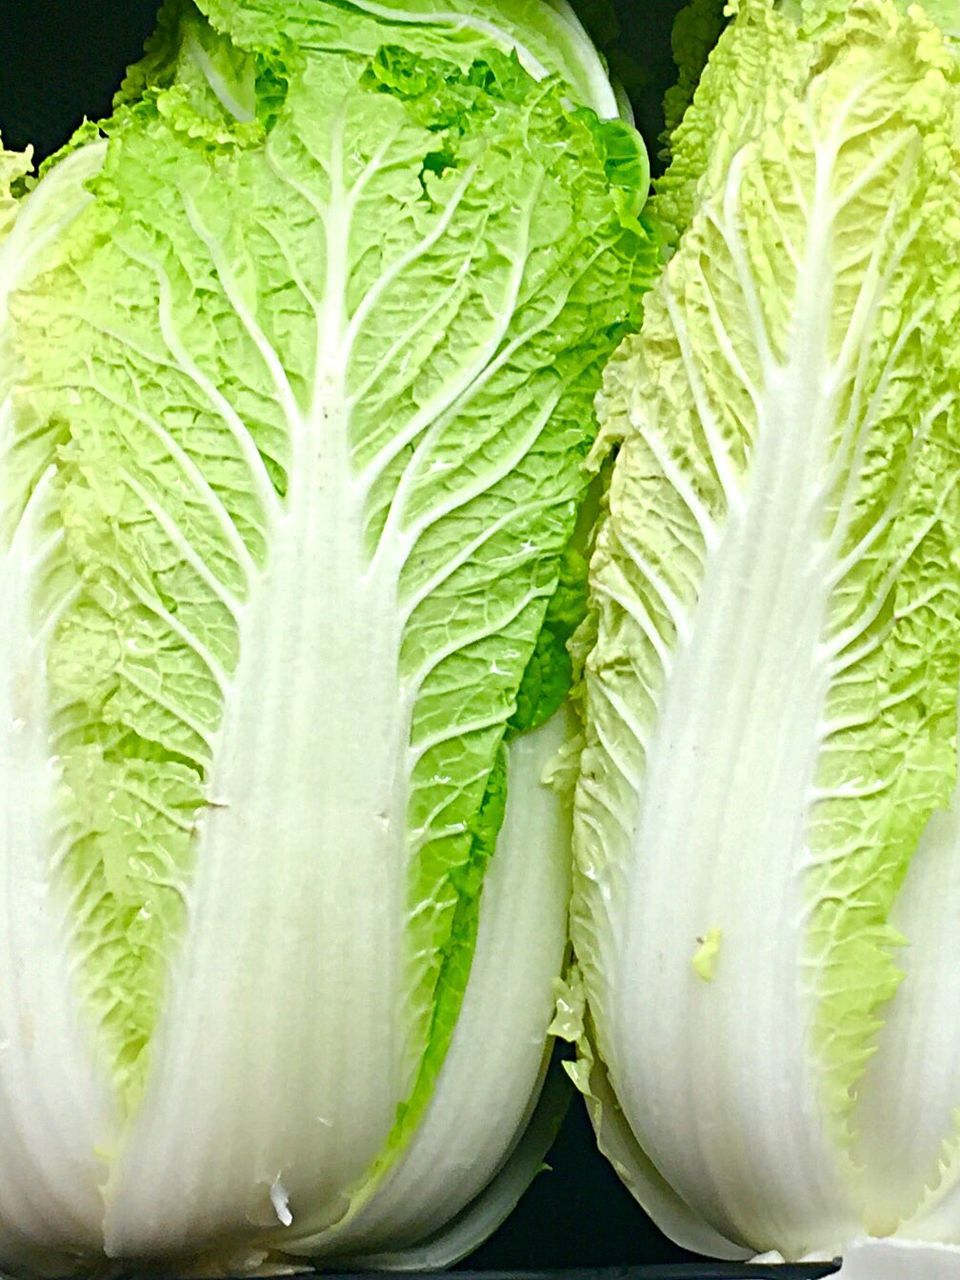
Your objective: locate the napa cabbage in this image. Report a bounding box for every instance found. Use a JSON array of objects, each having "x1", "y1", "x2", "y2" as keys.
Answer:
[
  {"x1": 567, "y1": 0, "x2": 960, "y2": 1263},
  {"x1": 0, "y1": 0, "x2": 655, "y2": 1273}
]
